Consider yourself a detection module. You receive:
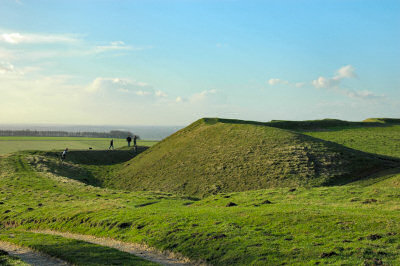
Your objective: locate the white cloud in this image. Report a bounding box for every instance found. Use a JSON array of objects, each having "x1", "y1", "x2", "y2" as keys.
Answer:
[
  {"x1": 190, "y1": 89, "x2": 217, "y2": 103},
  {"x1": 135, "y1": 90, "x2": 152, "y2": 96},
  {"x1": 335, "y1": 65, "x2": 357, "y2": 79},
  {"x1": 270, "y1": 65, "x2": 383, "y2": 100},
  {"x1": 0, "y1": 32, "x2": 78, "y2": 44},
  {"x1": 86, "y1": 77, "x2": 154, "y2": 95},
  {"x1": 95, "y1": 41, "x2": 132, "y2": 53},
  {"x1": 268, "y1": 78, "x2": 289, "y2": 86},
  {"x1": 345, "y1": 90, "x2": 384, "y2": 99},
  {"x1": 312, "y1": 76, "x2": 340, "y2": 89},
  {"x1": 0, "y1": 62, "x2": 15, "y2": 74},
  {"x1": 155, "y1": 90, "x2": 167, "y2": 97},
  {"x1": 310, "y1": 65, "x2": 384, "y2": 99},
  {"x1": 94, "y1": 41, "x2": 152, "y2": 53},
  {"x1": 85, "y1": 77, "x2": 170, "y2": 102},
  {"x1": 312, "y1": 65, "x2": 357, "y2": 90}
]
